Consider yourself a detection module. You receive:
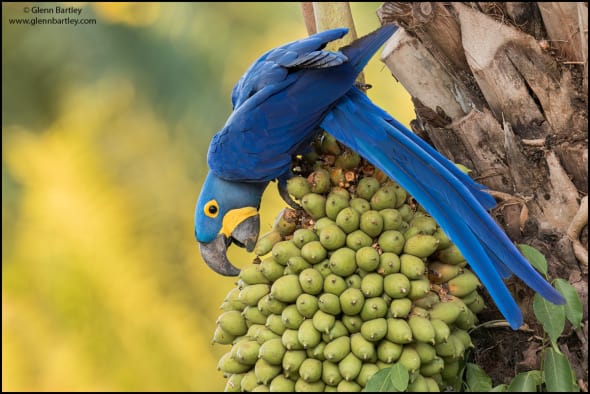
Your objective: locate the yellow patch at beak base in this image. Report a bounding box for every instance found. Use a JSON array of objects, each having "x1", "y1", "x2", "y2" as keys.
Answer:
[{"x1": 221, "y1": 207, "x2": 258, "y2": 238}]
